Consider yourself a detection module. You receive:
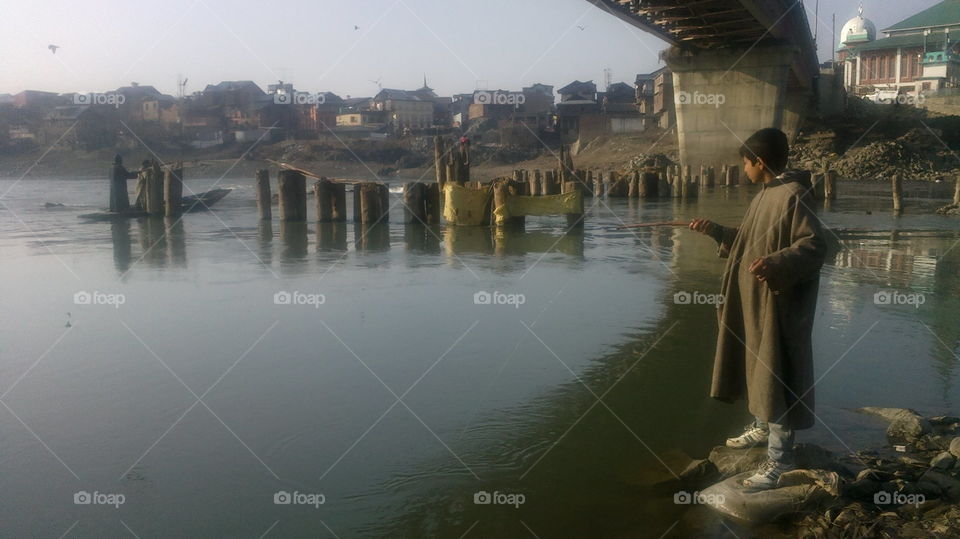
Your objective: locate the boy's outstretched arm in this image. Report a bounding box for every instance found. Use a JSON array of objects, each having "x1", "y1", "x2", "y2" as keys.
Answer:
[
  {"x1": 750, "y1": 195, "x2": 827, "y2": 291},
  {"x1": 690, "y1": 218, "x2": 738, "y2": 258}
]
